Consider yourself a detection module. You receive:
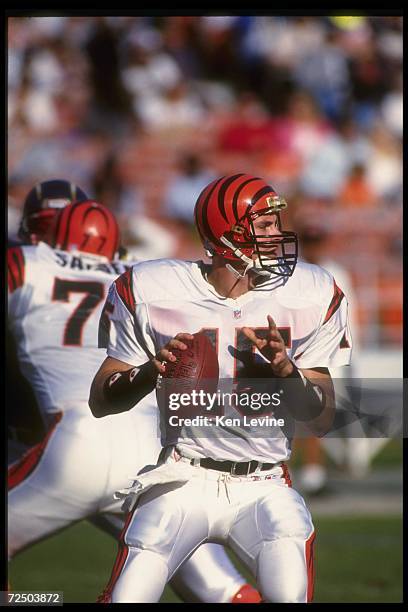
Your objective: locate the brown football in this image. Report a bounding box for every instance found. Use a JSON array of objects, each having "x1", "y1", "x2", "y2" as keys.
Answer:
[{"x1": 157, "y1": 331, "x2": 219, "y2": 416}]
